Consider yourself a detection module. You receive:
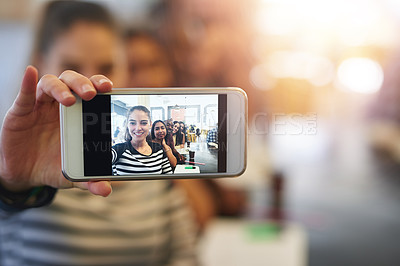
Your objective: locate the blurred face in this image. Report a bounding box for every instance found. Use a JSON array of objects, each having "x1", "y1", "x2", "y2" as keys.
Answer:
[
  {"x1": 39, "y1": 21, "x2": 121, "y2": 83},
  {"x1": 173, "y1": 123, "x2": 180, "y2": 134},
  {"x1": 180, "y1": 123, "x2": 184, "y2": 131},
  {"x1": 186, "y1": 25, "x2": 223, "y2": 79},
  {"x1": 166, "y1": 121, "x2": 173, "y2": 132},
  {"x1": 154, "y1": 122, "x2": 167, "y2": 140},
  {"x1": 126, "y1": 36, "x2": 174, "y2": 87},
  {"x1": 128, "y1": 110, "x2": 150, "y2": 144}
]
